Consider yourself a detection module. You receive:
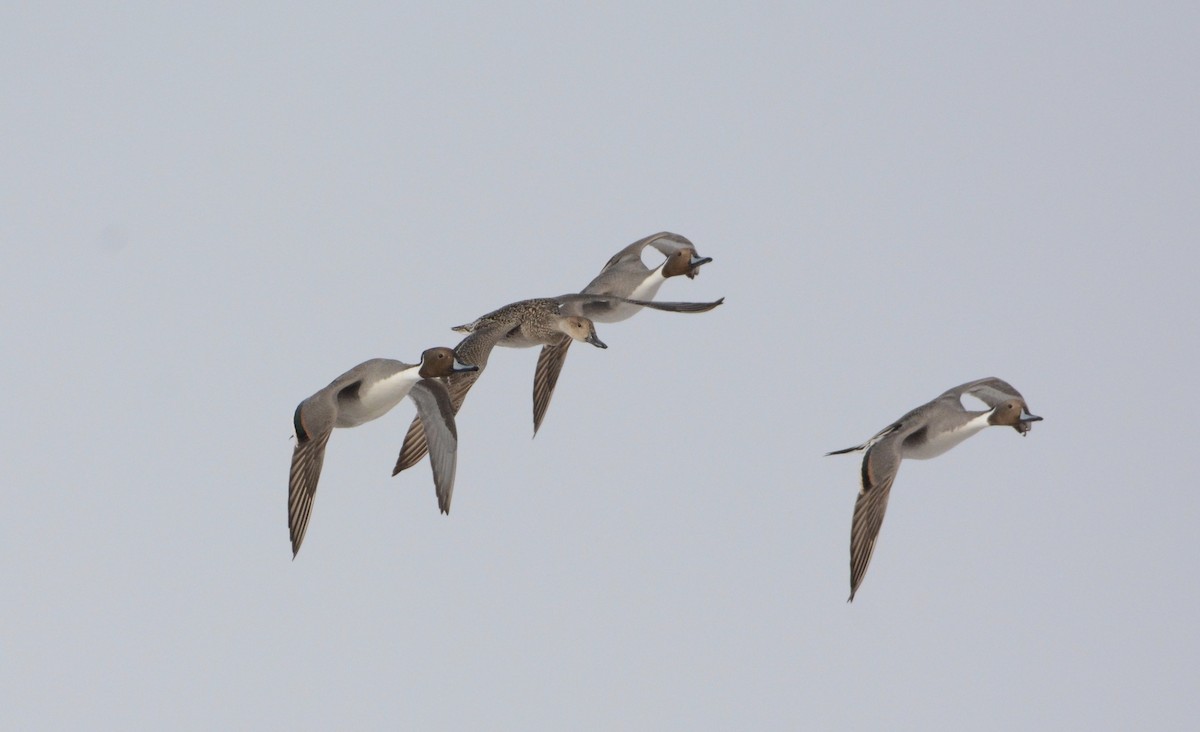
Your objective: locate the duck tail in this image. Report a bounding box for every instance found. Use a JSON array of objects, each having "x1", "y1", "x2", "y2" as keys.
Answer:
[{"x1": 825, "y1": 444, "x2": 864, "y2": 456}]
